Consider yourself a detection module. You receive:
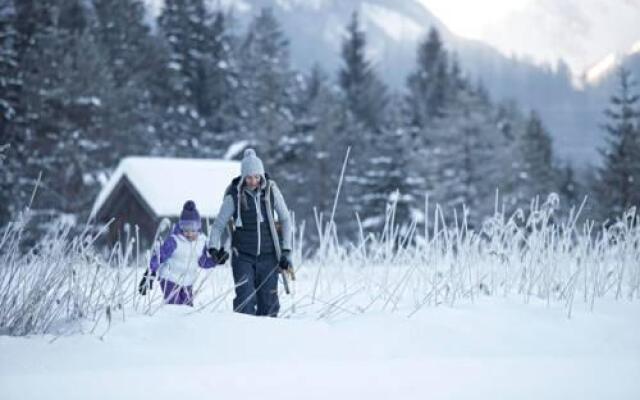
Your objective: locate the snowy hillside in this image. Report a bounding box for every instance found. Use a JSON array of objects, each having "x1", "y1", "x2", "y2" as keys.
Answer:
[
  {"x1": 582, "y1": 41, "x2": 640, "y2": 86},
  {"x1": 2, "y1": 298, "x2": 639, "y2": 400},
  {"x1": 583, "y1": 44, "x2": 640, "y2": 93}
]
